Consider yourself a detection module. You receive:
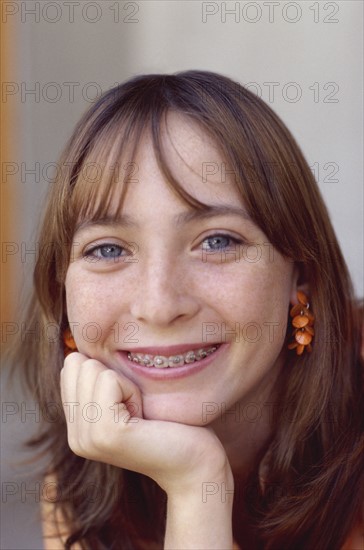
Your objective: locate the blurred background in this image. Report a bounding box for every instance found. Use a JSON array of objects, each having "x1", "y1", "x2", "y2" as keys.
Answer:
[{"x1": 1, "y1": 1, "x2": 363, "y2": 548}]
